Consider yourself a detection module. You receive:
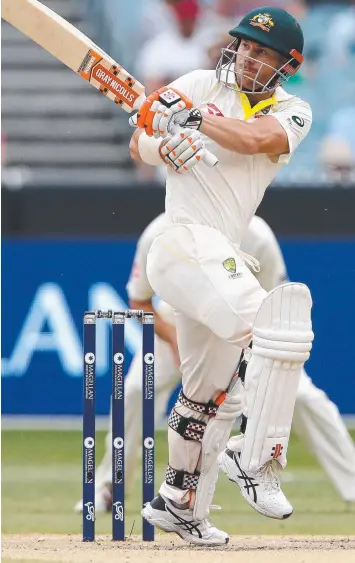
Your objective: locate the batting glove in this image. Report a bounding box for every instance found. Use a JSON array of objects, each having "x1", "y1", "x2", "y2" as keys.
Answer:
[
  {"x1": 159, "y1": 129, "x2": 206, "y2": 174},
  {"x1": 136, "y1": 87, "x2": 203, "y2": 138}
]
